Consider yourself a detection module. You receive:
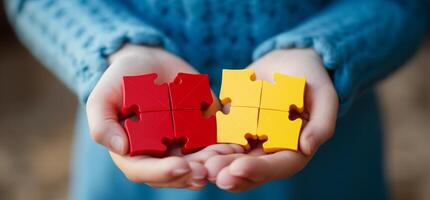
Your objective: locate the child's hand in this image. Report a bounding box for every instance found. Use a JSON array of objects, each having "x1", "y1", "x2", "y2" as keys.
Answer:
[
  {"x1": 204, "y1": 49, "x2": 339, "y2": 192},
  {"x1": 86, "y1": 44, "x2": 243, "y2": 189}
]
